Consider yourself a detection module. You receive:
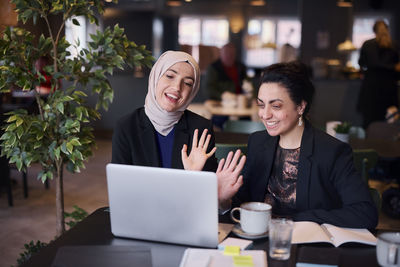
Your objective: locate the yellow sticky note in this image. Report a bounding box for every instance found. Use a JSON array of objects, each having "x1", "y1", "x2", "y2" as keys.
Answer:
[
  {"x1": 233, "y1": 255, "x2": 254, "y2": 267},
  {"x1": 224, "y1": 246, "x2": 240, "y2": 256}
]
